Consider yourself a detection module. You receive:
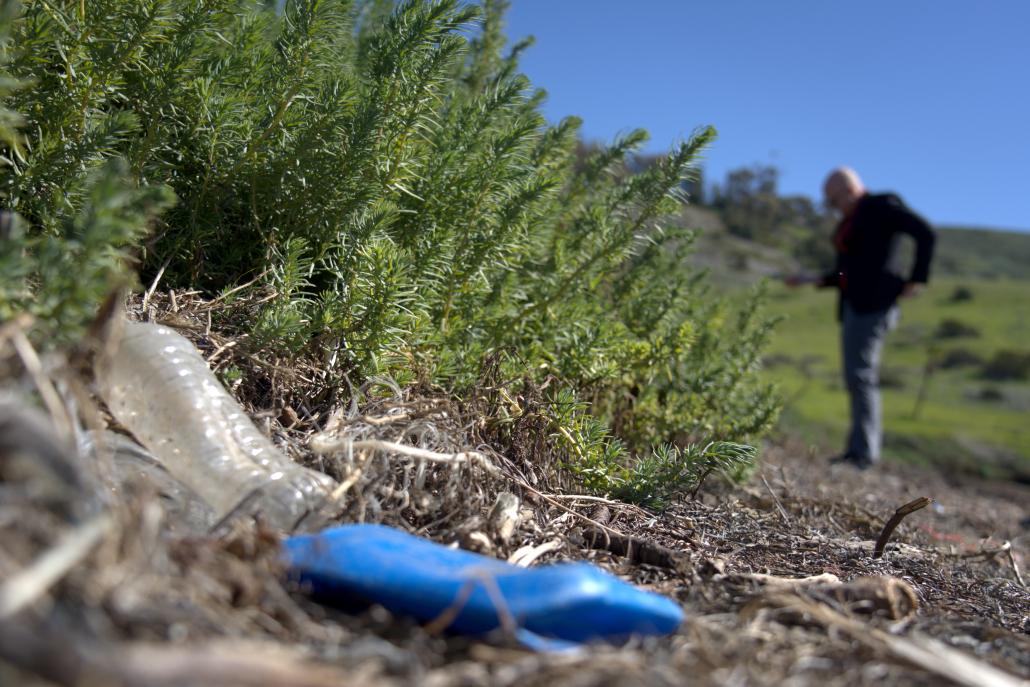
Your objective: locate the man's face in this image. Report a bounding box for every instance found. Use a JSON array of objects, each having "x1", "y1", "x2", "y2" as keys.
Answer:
[{"x1": 824, "y1": 182, "x2": 858, "y2": 216}]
